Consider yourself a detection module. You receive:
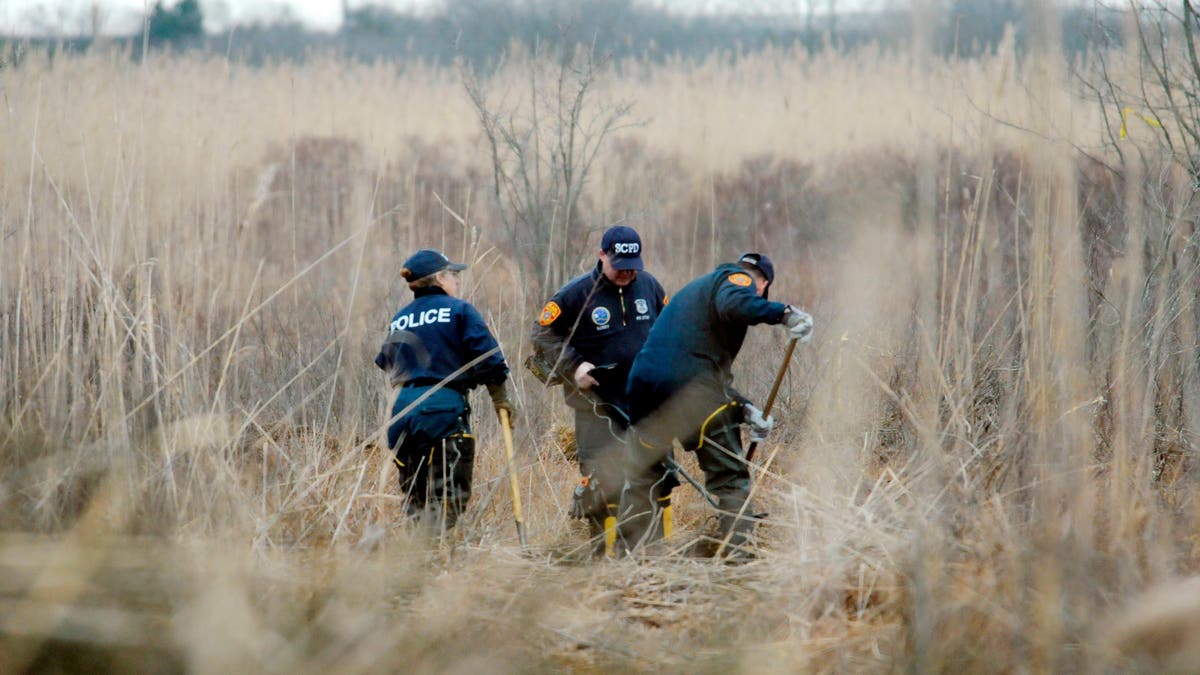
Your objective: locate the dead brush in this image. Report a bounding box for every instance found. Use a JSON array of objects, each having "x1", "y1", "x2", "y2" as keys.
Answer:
[
  {"x1": 1104, "y1": 576, "x2": 1200, "y2": 672},
  {"x1": 553, "y1": 423, "x2": 577, "y2": 464},
  {"x1": 4, "y1": 38, "x2": 1200, "y2": 673}
]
